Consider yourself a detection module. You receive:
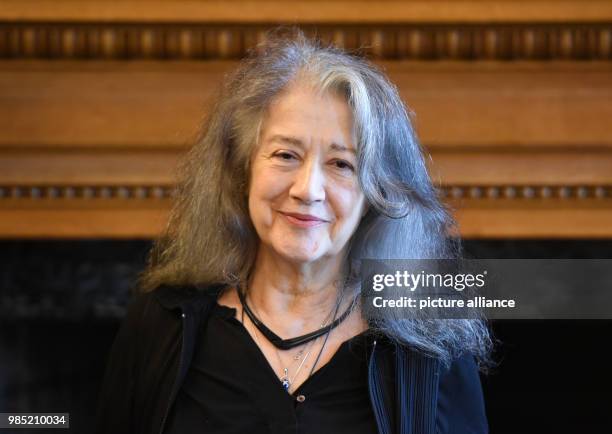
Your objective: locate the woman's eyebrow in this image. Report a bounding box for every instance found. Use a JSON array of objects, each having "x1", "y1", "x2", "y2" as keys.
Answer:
[
  {"x1": 269, "y1": 134, "x2": 303, "y2": 146},
  {"x1": 329, "y1": 142, "x2": 357, "y2": 156},
  {"x1": 269, "y1": 134, "x2": 356, "y2": 155}
]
